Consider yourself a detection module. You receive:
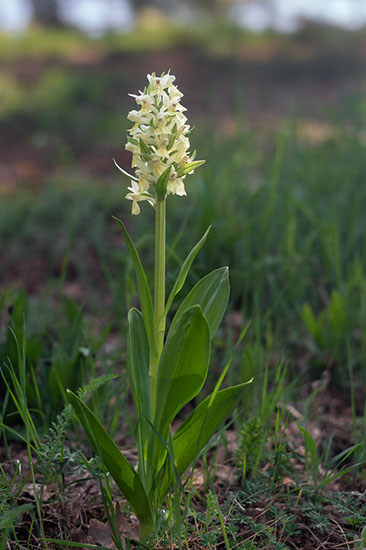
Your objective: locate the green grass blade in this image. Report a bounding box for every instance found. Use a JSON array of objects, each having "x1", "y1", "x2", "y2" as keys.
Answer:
[
  {"x1": 297, "y1": 422, "x2": 319, "y2": 487},
  {"x1": 0, "y1": 423, "x2": 38, "y2": 453},
  {"x1": 317, "y1": 462, "x2": 363, "y2": 490},
  {"x1": 45, "y1": 540, "x2": 112, "y2": 550},
  {"x1": 0, "y1": 504, "x2": 33, "y2": 550}
]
